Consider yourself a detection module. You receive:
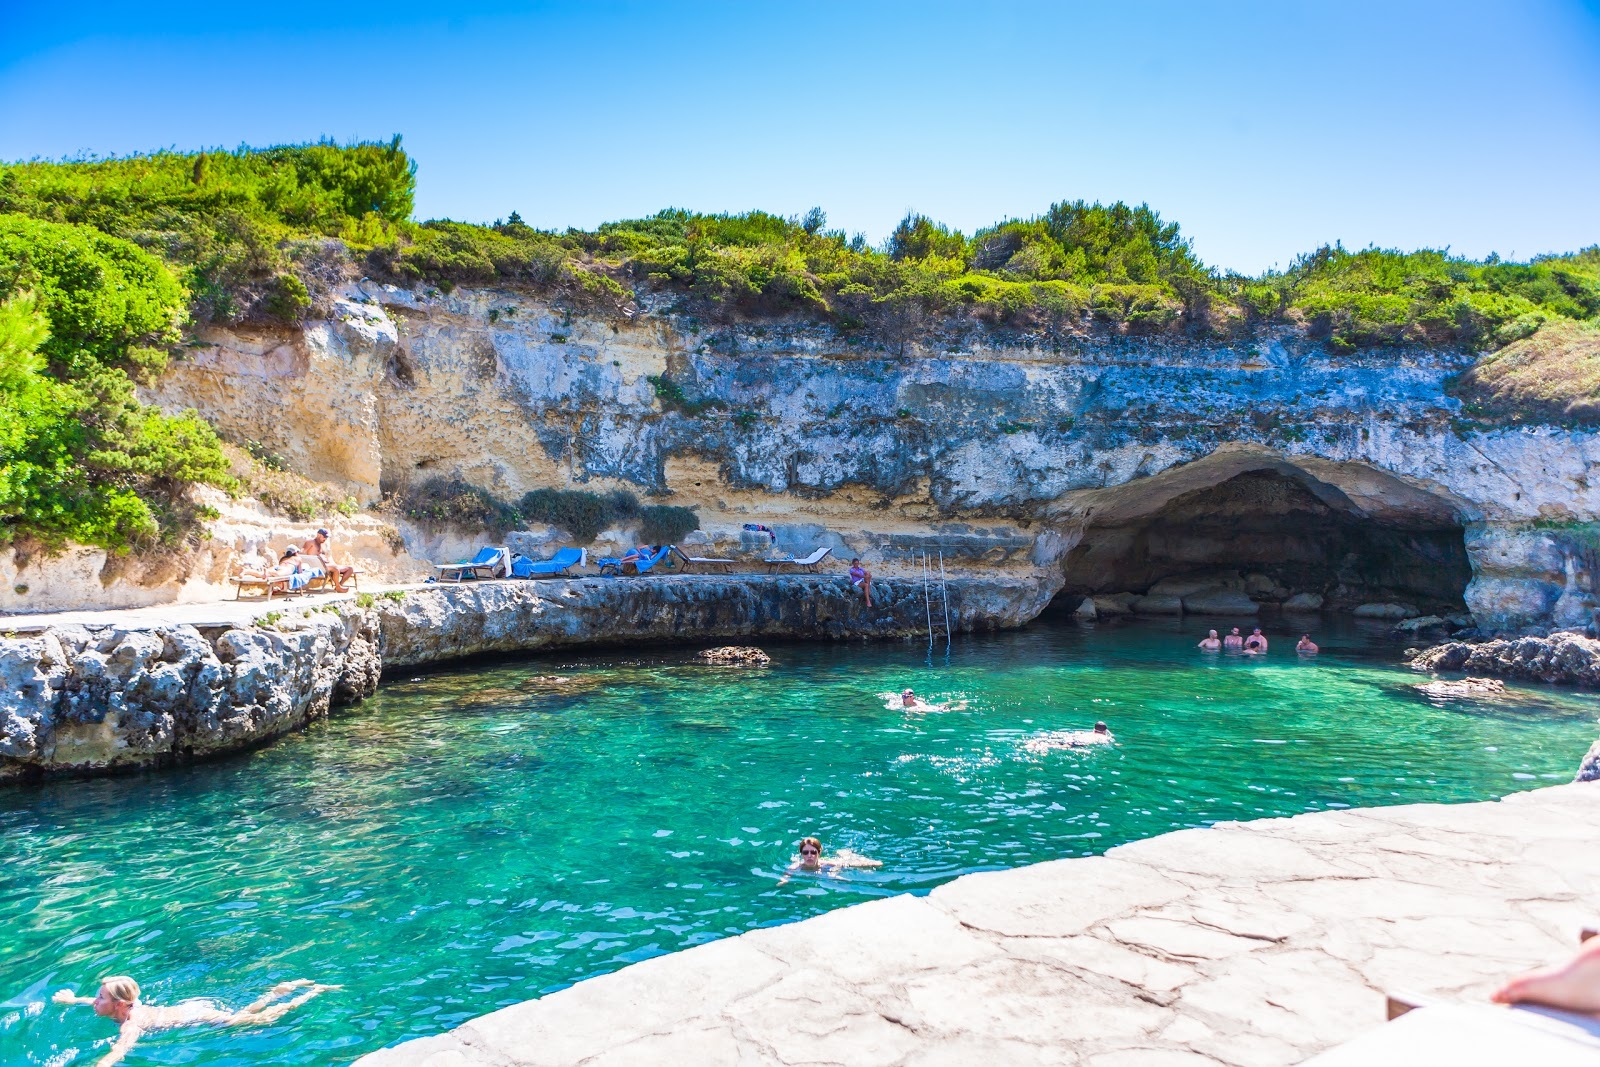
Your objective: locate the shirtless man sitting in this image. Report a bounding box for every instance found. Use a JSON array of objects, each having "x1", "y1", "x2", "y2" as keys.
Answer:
[
  {"x1": 301, "y1": 528, "x2": 355, "y2": 592},
  {"x1": 55, "y1": 975, "x2": 336, "y2": 1066},
  {"x1": 1197, "y1": 629, "x2": 1222, "y2": 651},
  {"x1": 1243, "y1": 627, "x2": 1268, "y2": 653},
  {"x1": 1223, "y1": 627, "x2": 1244, "y2": 650}
]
